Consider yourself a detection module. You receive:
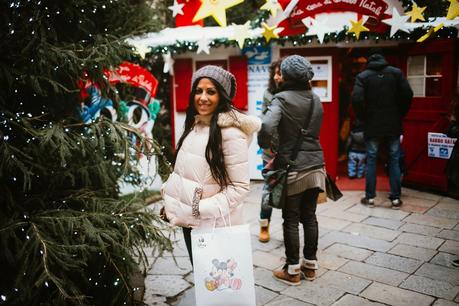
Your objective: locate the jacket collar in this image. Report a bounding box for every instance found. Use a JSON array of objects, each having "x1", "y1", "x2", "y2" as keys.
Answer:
[{"x1": 194, "y1": 111, "x2": 261, "y2": 136}]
